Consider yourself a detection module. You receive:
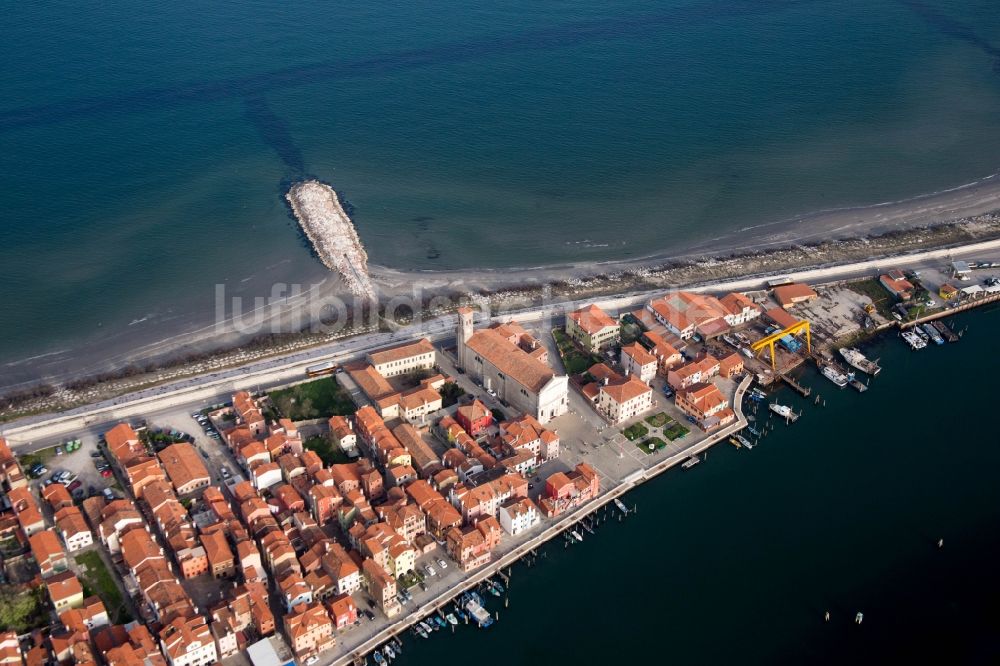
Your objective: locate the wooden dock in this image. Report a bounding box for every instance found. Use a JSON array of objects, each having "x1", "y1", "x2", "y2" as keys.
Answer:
[{"x1": 779, "y1": 374, "x2": 811, "y2": 397}]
